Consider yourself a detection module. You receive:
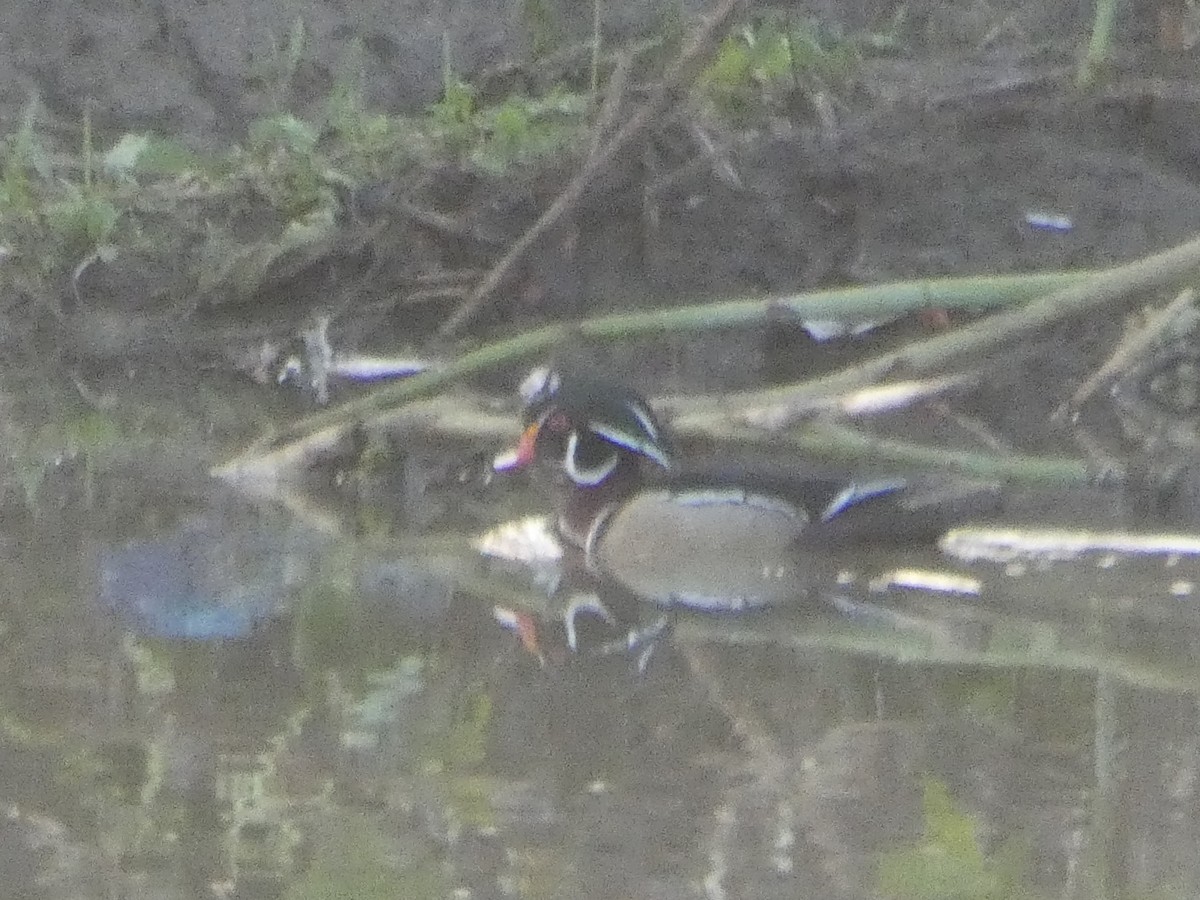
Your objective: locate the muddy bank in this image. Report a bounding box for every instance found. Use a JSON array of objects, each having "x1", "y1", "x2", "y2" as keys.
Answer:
[{"x1": 1, "y1": 2, "x2": 1191, "y2": 343}]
